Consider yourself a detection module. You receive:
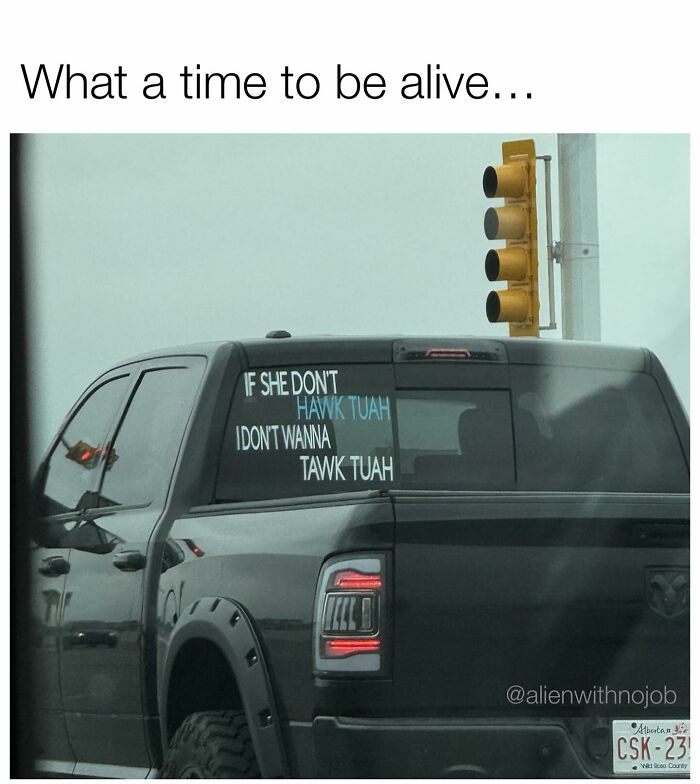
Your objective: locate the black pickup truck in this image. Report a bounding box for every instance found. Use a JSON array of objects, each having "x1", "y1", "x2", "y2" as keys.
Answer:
[{"x1": 30, "y1": 335, "x2": 690, "y2": 778}]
